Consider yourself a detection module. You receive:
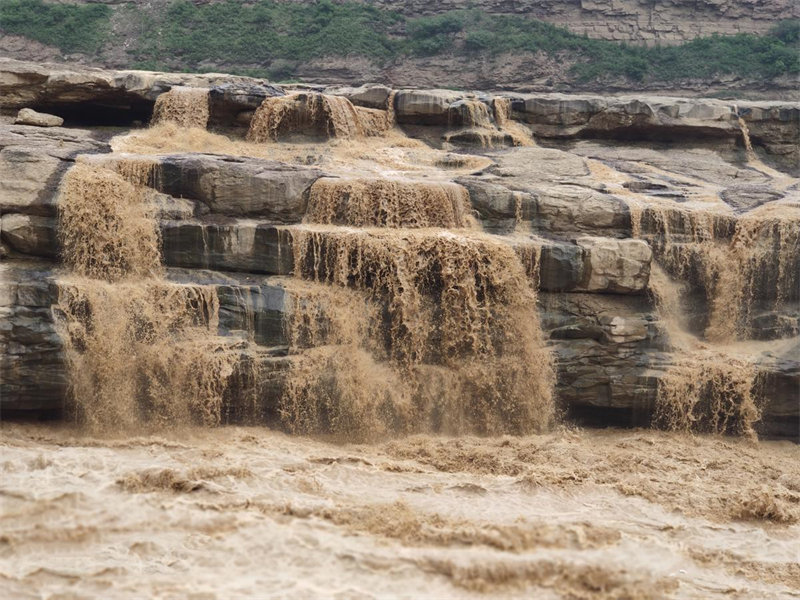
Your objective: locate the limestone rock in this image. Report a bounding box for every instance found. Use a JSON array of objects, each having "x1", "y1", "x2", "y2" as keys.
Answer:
[
  {"x1": 576, "y1": 237, "x2": 652, "y2": 294},
  {"x1": 14, "y1": 108, "x2": 63, "y2": 127},
  {"x1": 0, "y1": 124, "x2": 110, "y2": 216},
  {"x1": 0, "y1": 214, "x2": 58, "y2": 258},
  {"x1": 326, "y1": 84, "x2": 392, "y2": 109}
]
